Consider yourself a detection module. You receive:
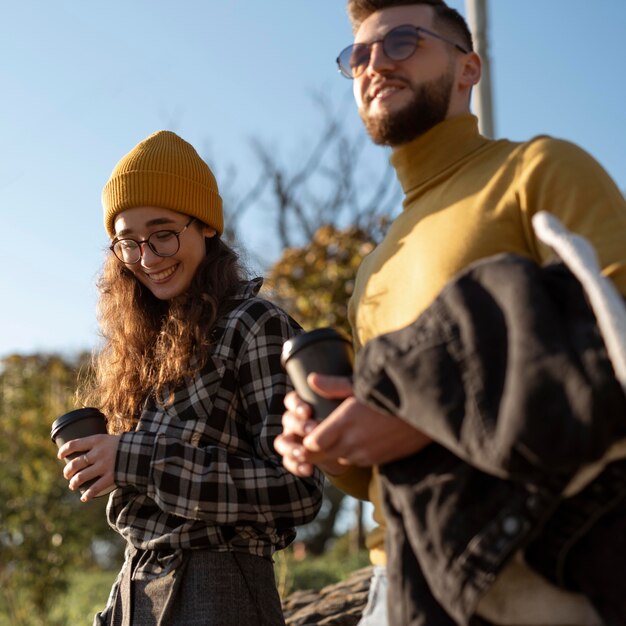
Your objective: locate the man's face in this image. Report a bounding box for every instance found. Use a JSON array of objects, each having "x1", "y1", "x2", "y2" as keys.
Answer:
[{"x1": 353, "y1": 5, "x2": 458, "y2": 146}]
